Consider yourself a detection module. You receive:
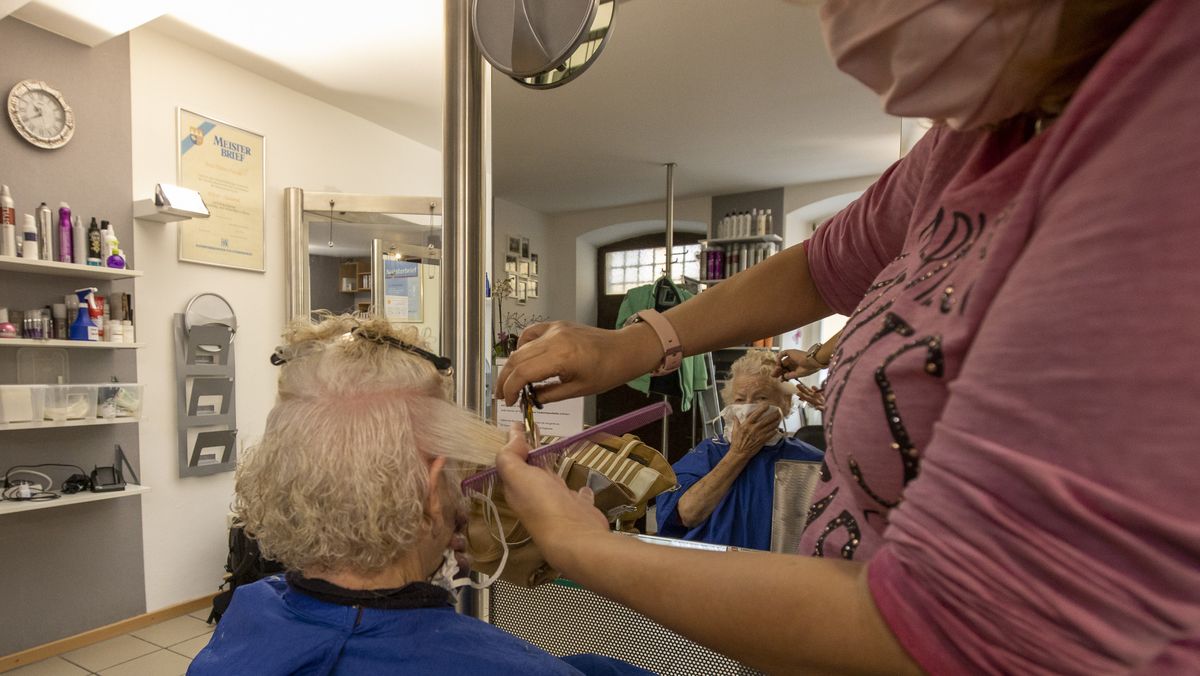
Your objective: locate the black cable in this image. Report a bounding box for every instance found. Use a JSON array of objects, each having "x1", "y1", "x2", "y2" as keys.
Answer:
[
  {"x1": 2, "y1": 463, "x2": 88, "y2": 502},
  {"x1": 0, "y1": 485, "x2": 59, "y2": 502},
  {"x1": 4, "y1": 463, "x2": 88, "y2": 486}
]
